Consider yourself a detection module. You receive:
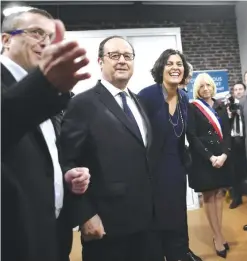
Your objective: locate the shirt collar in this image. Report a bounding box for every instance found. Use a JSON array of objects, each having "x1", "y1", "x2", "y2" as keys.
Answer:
[
  {"x1": 162, "y1": 83, "x2": 182, "y2": 100},
  {"x1": 0, "y1": 54, "x2": 27, "y2": 81},
  {"x1": 101, "y1": 78, "x2": 130, "y2": 97},
  {"x1": 162, "y1": 84, "x2": 168, "y2": 100}
]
